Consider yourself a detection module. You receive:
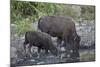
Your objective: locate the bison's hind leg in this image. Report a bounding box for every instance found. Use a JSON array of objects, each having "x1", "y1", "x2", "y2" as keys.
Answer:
[
  {"x1": 26, "y1": 43, "x2": 33, "y2": 58},
  {"x1": 23, "y1": 42, "x2": 29, "y2": 56},
  {"x1": 37, "y1": 47, "x2": 42, "y2": 58}
]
